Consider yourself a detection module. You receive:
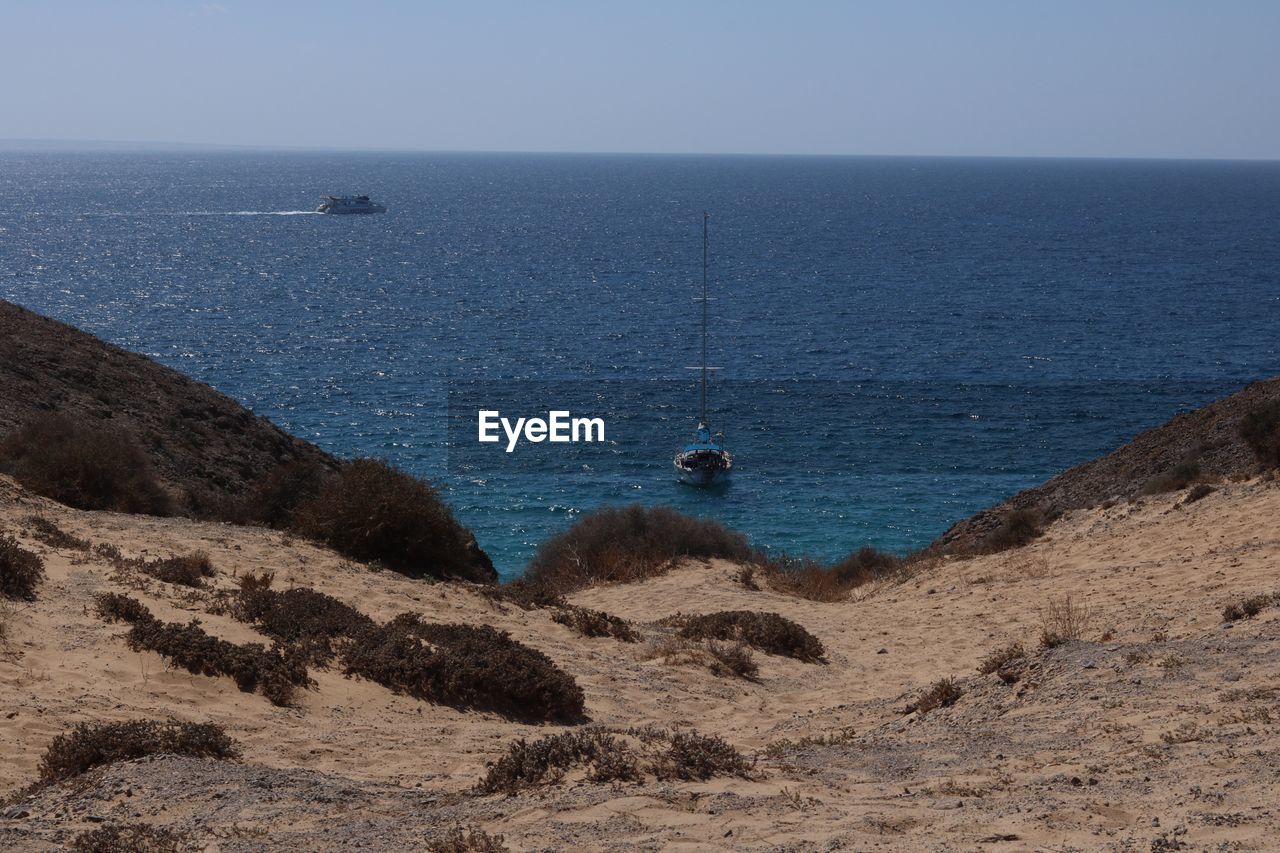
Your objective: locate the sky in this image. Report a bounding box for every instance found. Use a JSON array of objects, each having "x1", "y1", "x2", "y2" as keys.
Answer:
[{"x1": 3, "y1": 0, "x2": 1279, "y2": 159}]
